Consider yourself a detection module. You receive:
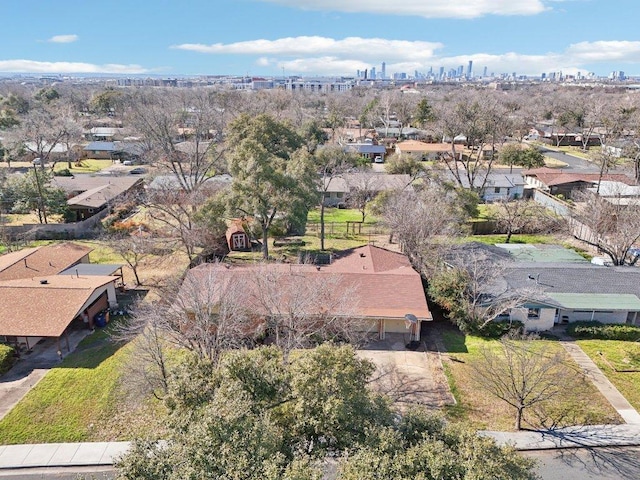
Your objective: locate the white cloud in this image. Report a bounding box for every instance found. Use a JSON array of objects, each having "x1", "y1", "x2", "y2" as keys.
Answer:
[
  {"x1": 173, "y1": 36, "x2": 443, "y2": 62},
  {"x1": 173, "y1": 35, "x2": 640, "y2": 76},
  {"x1": 565, "y1": 41, "x2": 640, "y2": 63},
  {"x1": 0, "y1": 60, "x2": 149, "y2": 74},
  {"x1": 255, "y1": 0, "x2": 548, "y2": 18},
  {"x1": 48, "y1": 34, "x2": 79, "y2": 44}
]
